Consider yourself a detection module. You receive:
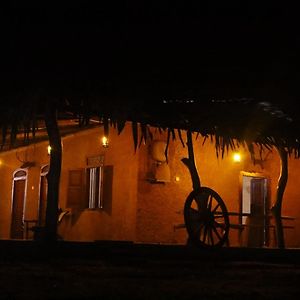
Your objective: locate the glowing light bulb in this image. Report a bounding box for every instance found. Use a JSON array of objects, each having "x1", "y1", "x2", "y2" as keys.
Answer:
[
  {"x1": 47, "y1": 145, "x2": 52, "y2": 155},
  {"x1": 102, "y1": 136, "x2": 109, "y2": 148},
  {"x1": 233, "y1": 152, "x2": 241, "y2": 162}
]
